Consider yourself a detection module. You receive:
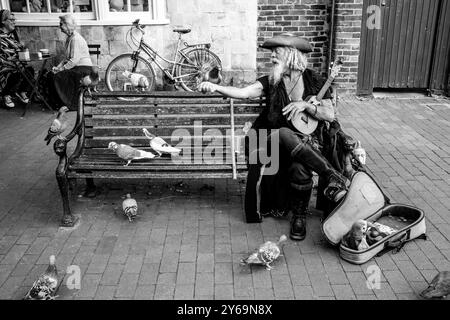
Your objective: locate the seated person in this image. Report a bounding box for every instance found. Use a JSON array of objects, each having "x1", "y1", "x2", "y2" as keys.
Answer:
[
  {"x1": 0, "y1": 9, "x2": 34, "y2": 108},
  {"x1": 199, "y1": 33, "x2": 350, "y2": 241},
  {"x1": 47, "y1": 14, "x2": 97, "y2": 111}
]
